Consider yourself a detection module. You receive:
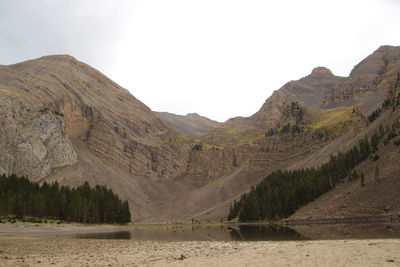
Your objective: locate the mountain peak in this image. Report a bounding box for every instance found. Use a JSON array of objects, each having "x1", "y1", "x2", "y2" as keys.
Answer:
[
  {"x1": 155, "y1": 111, "x2": 221, "y2": 135},
  {"x1": 39, "y1": 54, "x2": 77, "y2": 62},
  {"x1": 375, "y1": 45, "x2": 397, "y2": 53},
  {"x1": 350, "y1": 45, "x2": 400, "y2": 77},
  {"x1": 186, "y1": 113, "x2": 200, "y2": 118},
  {"x1": 310, "y1": 67, "x2": 333, "y2": 76}
]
